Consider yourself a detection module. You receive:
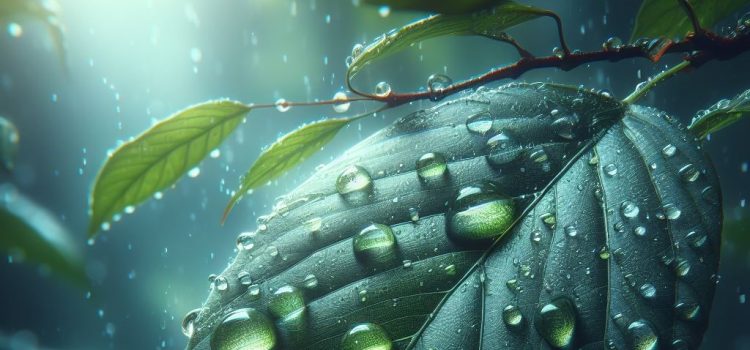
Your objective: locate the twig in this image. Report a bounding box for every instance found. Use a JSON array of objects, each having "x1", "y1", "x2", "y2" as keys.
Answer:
[{"x1": 623, "y1": 60, "x2": 692, "y2": 104}]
